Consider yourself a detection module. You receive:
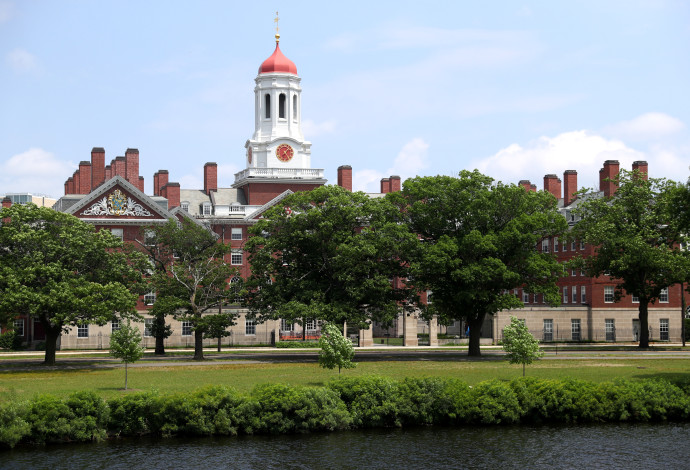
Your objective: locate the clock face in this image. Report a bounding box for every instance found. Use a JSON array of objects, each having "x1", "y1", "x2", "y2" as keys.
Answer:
[
  {"x1": 275, "y1": 144, "x2": 294, "y2": 162},
  {"x1": 247, "y1": 147, "x2": 252, "y2": 164}
]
